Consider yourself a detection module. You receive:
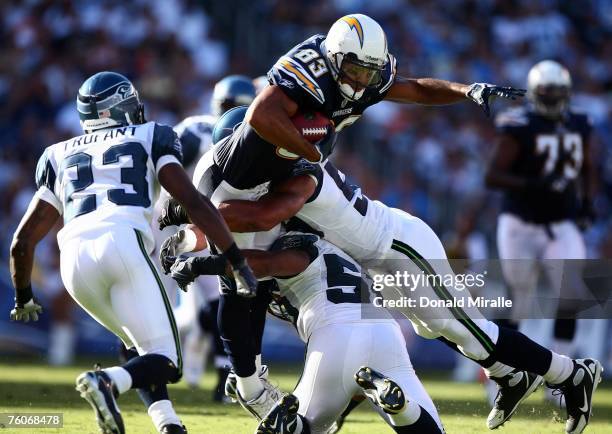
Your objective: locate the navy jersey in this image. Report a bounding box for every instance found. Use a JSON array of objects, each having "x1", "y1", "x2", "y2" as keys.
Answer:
[
  {"x1": 269, "y1": 34, "x2": 397, "y2": 132},
  {"x1": 495, "y1": 107, "x2": 591, "y2": 224}
]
